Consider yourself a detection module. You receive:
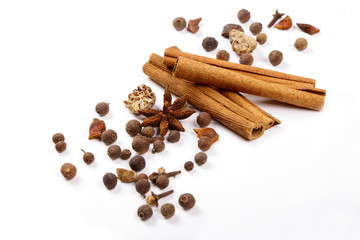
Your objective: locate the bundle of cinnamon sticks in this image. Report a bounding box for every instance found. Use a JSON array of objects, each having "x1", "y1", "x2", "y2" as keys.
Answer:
[{"x1": 142, "y1": 46, "x2": 326, "y2": 140}]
